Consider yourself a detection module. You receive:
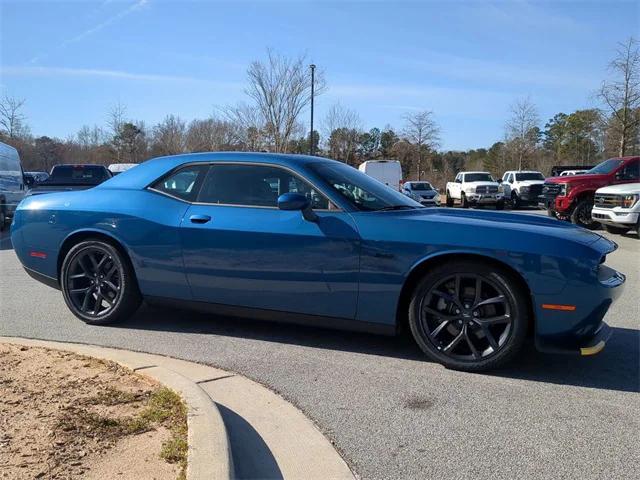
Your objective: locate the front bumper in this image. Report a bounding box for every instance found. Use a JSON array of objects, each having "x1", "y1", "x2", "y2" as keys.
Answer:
[
  {"x1": 467, "y1": 194, "x2": 503, "y2": 204},
  {"x1": 592, "y1": 207, "x2": 639, "y2": 227},
  {"x1": 535, "y1": 265, "x2": 625, "y2": 355}
]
